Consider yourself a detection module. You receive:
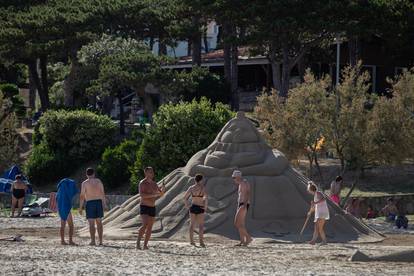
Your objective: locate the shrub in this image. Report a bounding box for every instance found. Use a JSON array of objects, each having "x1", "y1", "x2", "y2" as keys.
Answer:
[
  {"x1": 37, "y1": 109, "x2": 117, "y2": 161},
  {"x1": 97, "y1": 140, "x2": 140, "y2": 189},
  {"x1": 25, "y1": 144, "x2": 74, "y2": 185},
  {"x1": 25, "y1": 109, "x2": 117, "y2": 185},
  {"x1": 0, "y1": 92, "x2": 18, "y2": 172},
  {"x1": 130, "y1": 98, "x2": 234, "y2": 193},
  {"x1": 0, "y1": 83, "x2": 26, "y2": 119}
]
